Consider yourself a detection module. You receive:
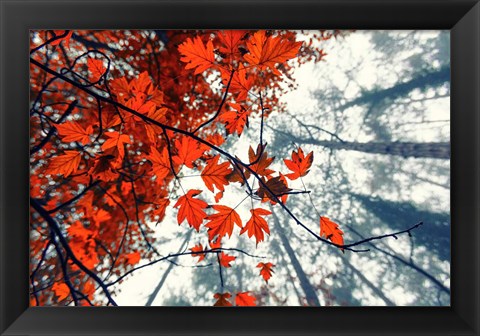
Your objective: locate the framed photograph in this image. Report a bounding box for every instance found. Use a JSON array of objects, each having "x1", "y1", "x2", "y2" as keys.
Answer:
[{"x1": 1, "y1": 0, "x2": 479, "y2": 335}]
